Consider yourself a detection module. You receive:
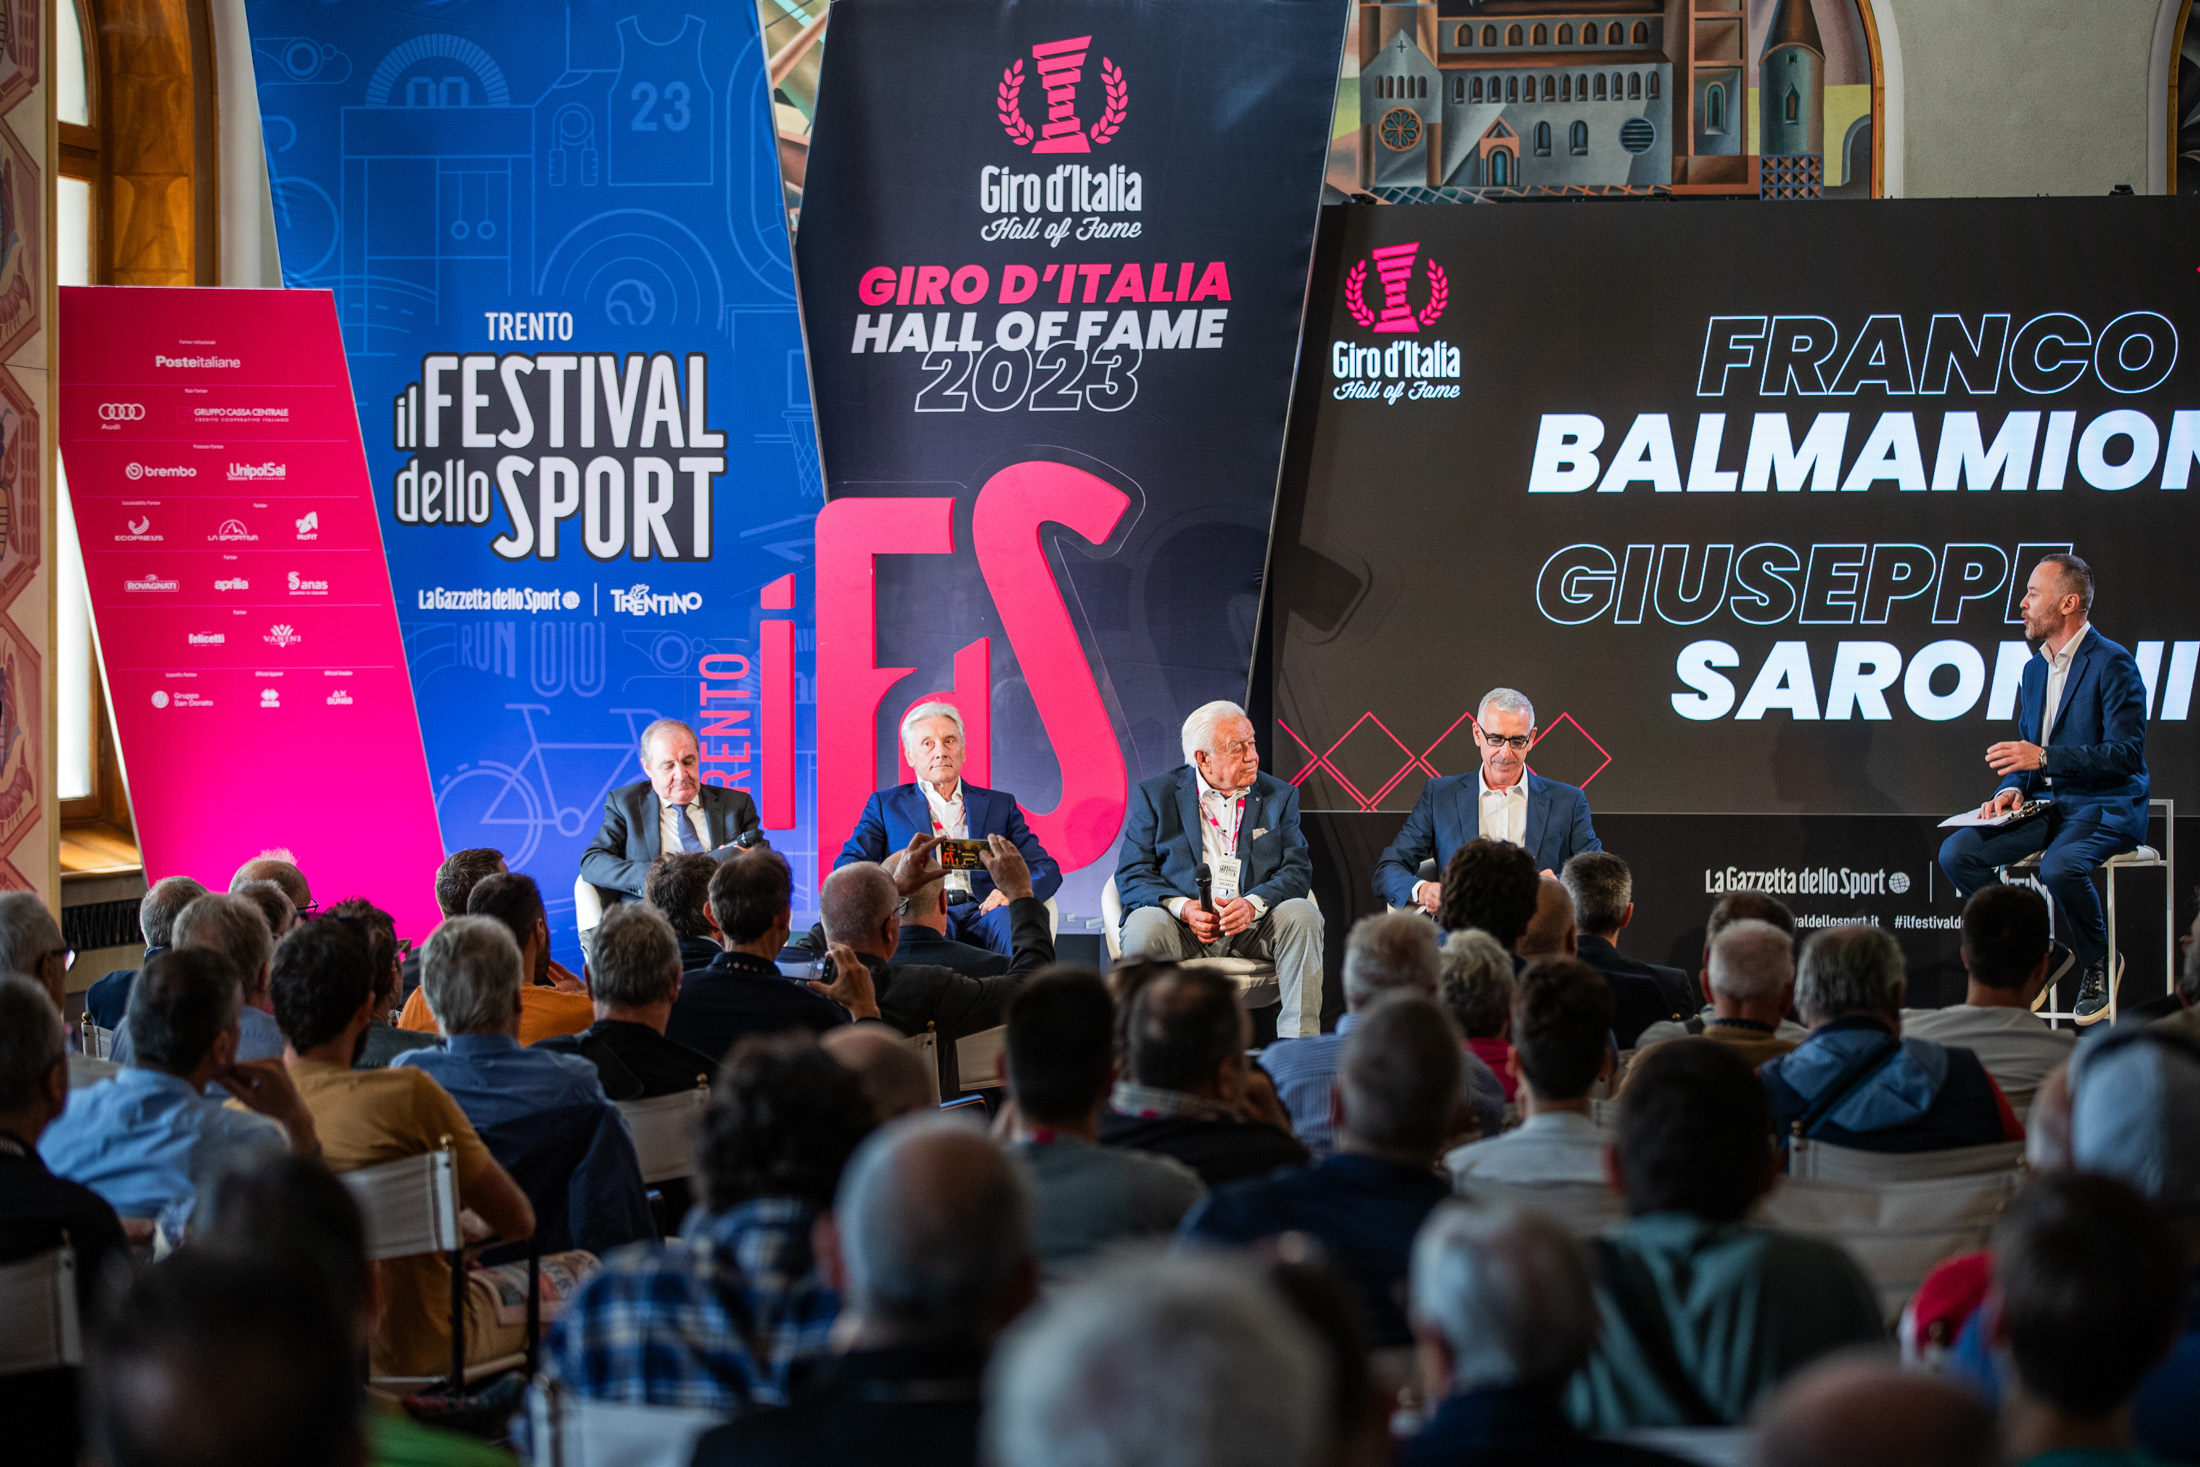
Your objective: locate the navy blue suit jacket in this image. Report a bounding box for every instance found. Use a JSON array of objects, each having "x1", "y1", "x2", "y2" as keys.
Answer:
[
  {"x1": 1373, "y1": 771, "x2": 1600, "y2": 907},
  {"x1": 834, "y1": 782, "x2": 1062, "y2": 904},
  {"x1": 1996, "y1": 627, "x2": 2149, "y2": 844},
  {"x1": 1115, "y1": 767, "x2": 1312, "y2": 912}
]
